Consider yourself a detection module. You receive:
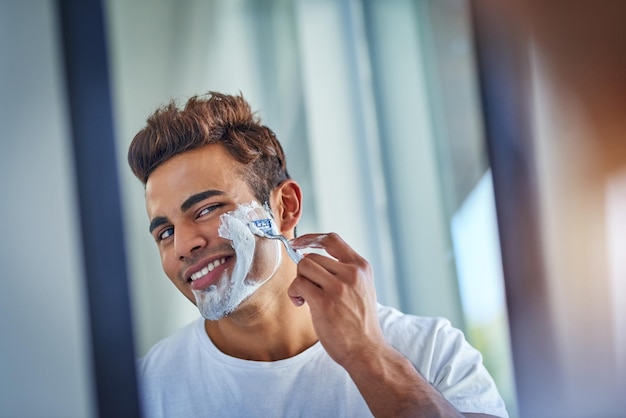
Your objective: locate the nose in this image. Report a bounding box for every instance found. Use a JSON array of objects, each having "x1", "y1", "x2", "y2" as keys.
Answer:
[{"x1": 174, "y1": 222, "x2": 208, "y2": 261}]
